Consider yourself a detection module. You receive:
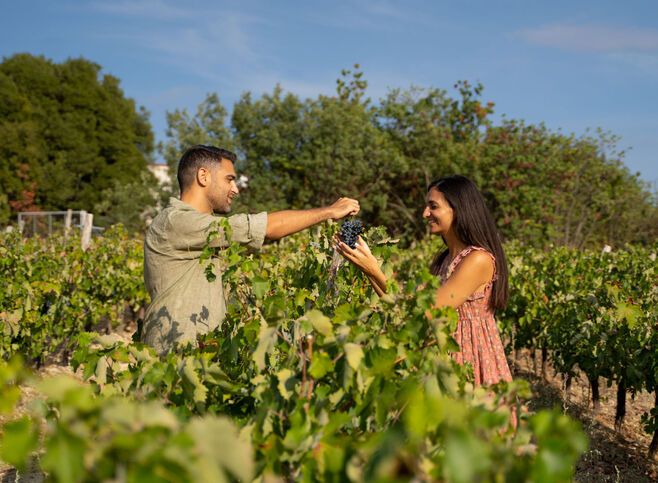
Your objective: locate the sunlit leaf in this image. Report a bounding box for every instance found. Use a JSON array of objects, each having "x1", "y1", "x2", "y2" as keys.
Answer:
[
  {"x1": 305, "y1": 309, "x2": 333, "y2": 337},
  {"x1": 344, "y1": 343, "x2": 364, "y2": 370}
]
